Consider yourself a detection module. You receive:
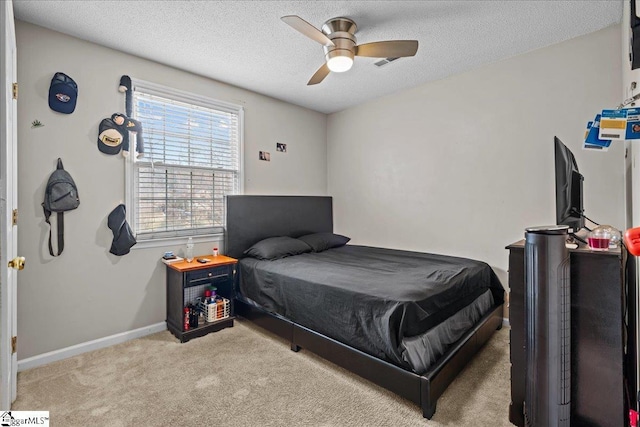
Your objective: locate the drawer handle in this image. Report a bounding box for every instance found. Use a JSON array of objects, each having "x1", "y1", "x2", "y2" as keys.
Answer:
[{"x1": 188, "y1": 274, "x2": 228, "y2": 285}]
